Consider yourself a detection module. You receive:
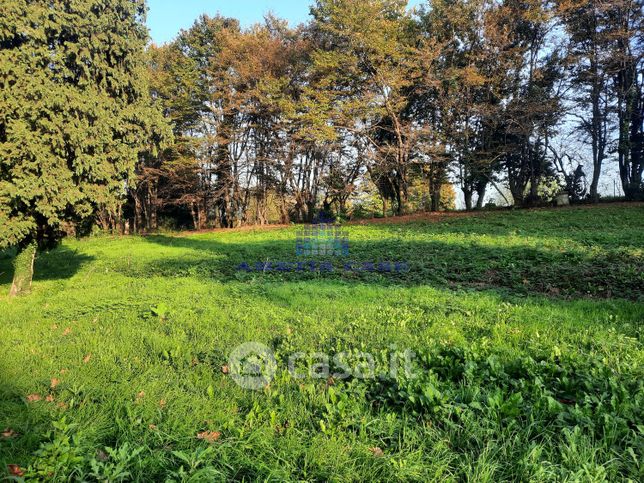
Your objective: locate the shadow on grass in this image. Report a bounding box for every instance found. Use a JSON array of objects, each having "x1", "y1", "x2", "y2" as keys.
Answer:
[
  {"x1": 131, "y1": 235, "x2": 643, "y2": 301},
  {"x1": 0, "y1": 364, "x2": 45, "y2": 471},
  {"x1": 0, "y1": 246, "x2": 94, "y2": 288}
]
